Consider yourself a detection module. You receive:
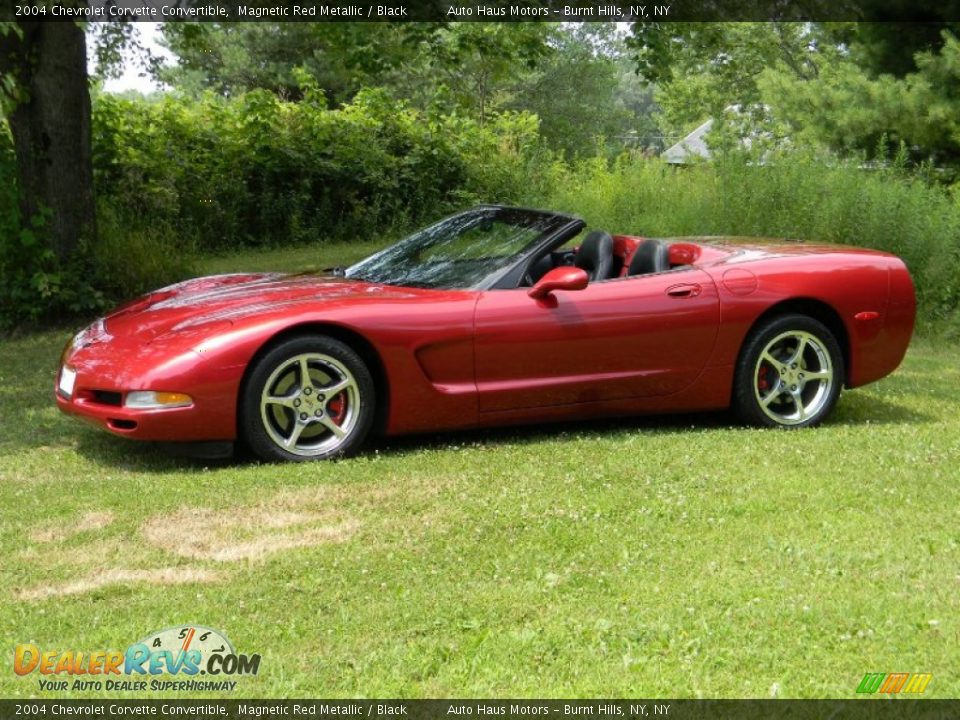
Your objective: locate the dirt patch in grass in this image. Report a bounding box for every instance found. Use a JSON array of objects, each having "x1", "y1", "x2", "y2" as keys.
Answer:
[
  {"x1": 16, "y1": 566, "x2": 220, "y2": 601},
  {"x1": 13, "y1": 482, "x2": 437, "y2": 600},
  {"x1": 32, "y1": 511, "x2": 115, "y2": 544},
  {"x1": 142, "y1": 506, "x2": 358, "y2": 562},
  {"x1": 197, "y1": 523, "x2": 357, "y2": 562}
]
